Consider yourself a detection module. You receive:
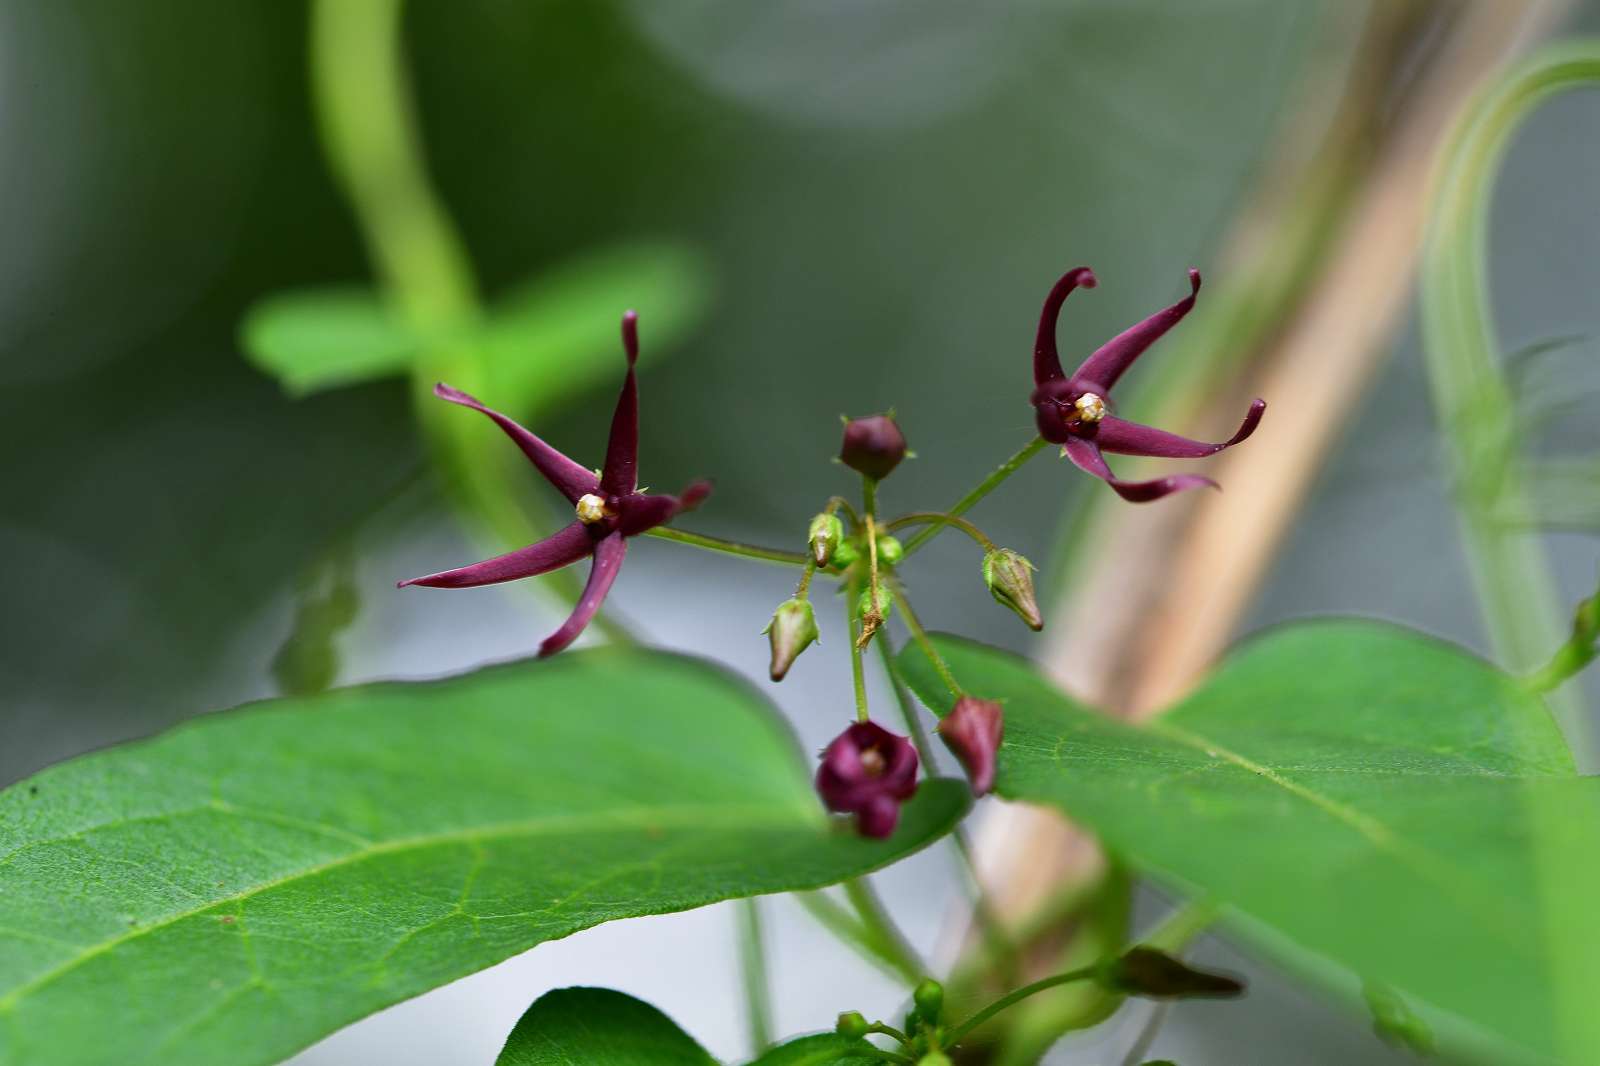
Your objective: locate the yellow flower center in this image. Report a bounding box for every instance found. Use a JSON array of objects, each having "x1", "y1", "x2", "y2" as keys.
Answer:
[
  {"x1": 1074, "y1": 392, "x2": 1107, "y2": 423},
  {"x1": 575, "y1": 493, "x2": 609, "y2": 525}
]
